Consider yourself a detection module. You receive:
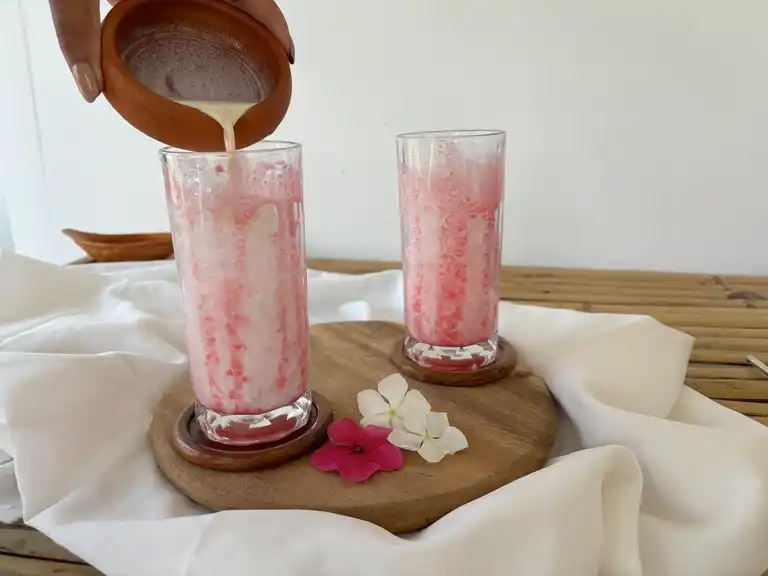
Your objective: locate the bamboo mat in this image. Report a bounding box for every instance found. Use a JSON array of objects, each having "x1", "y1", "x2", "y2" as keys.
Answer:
[
  {"x1": 0, "y1": 522, "x2": 98, "y2": 575},
  {"x1": 307, "y1": 259, "x2": 768, "y2": 427}
]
